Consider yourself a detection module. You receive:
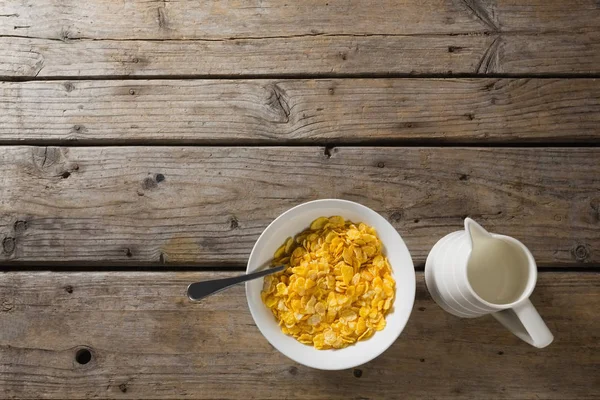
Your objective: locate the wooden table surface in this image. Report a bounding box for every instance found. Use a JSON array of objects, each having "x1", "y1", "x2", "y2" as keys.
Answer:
[{"x1": 1, "y1": 1, "x2": 599, "y2": 399}]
